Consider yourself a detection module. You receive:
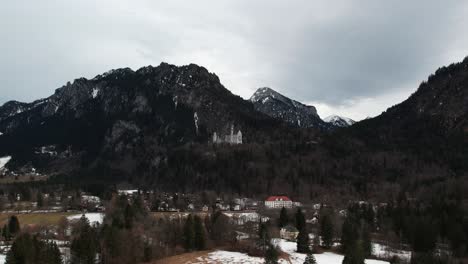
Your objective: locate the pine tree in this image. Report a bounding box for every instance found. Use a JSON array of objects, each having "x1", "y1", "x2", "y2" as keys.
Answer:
[
  {"x1": 2, "y1": 224, "x2": 10, "y2": 241},
  {"x1": 361, "y1": 225, "x2": 372, "y2": 257},
  {"x1": 364, "y1": 205, "x2": 375, "y2": 227},
  {"x1": 258, "y1": 221, "x2": 270, "y2": 250},
  {"x1": 312, "y1": 232, "x2": 320, "y2": 253},
  {"x1": 342, "y1": 241, "x2": 365, "y2": 264},
  {"x1": 70, "y1": 217, "x2": 98, "y2": 264},
  {"x1": 37, "y1": 192, "x2": 44, "y2": 208},
  {"x1": 8, "y1": 216, "x2": 20, "y2": 236},
  {"x1": 143, "y1": 244, "x2": 152, "y2": 262},
  {"x1": 264, "y1": 244, "x2": 279, "y2": 264},
  {"x1": 304, "y1": 252, "x2": 317, "y2": 264},
  {"x1": 295, "y1": 208, "x2": 306, "y2": 231},
  {"x1": 39, "y1": 240, "x2": 62, "y2": 264},
  {"x1": 259, "y1": 222, "x2": 268, "y2": 240},
  {"x1": 124, "y1": 203, "x2": 134, "y2": 229},
  {"x1": 341, "y1": 217, "x2": 358, "y2": 254},
  {"x1": 297, "y1": 228, "x2": 310, "y2": 253},
  {"x1": 48, "y1": 241, "x2": 62, "y2": 264},
  {"x1": 279, "y1": 207, "x2": 289, "y2": 228},
  {"x1": 194, "y1": 215, "x2": 206, "y2": 250},
  {"x1": 320, "y1": 214, "x2": 334, "y2": 248},
  {"x1": 5, "y1": 233, "x2": 62, "y2": 264},
  {"x1": 183, "y1": 214, "x2": 195, "y2": 251},
  {"x1": 6, "y1": 233, "x2": 35, "y2": 264}
]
